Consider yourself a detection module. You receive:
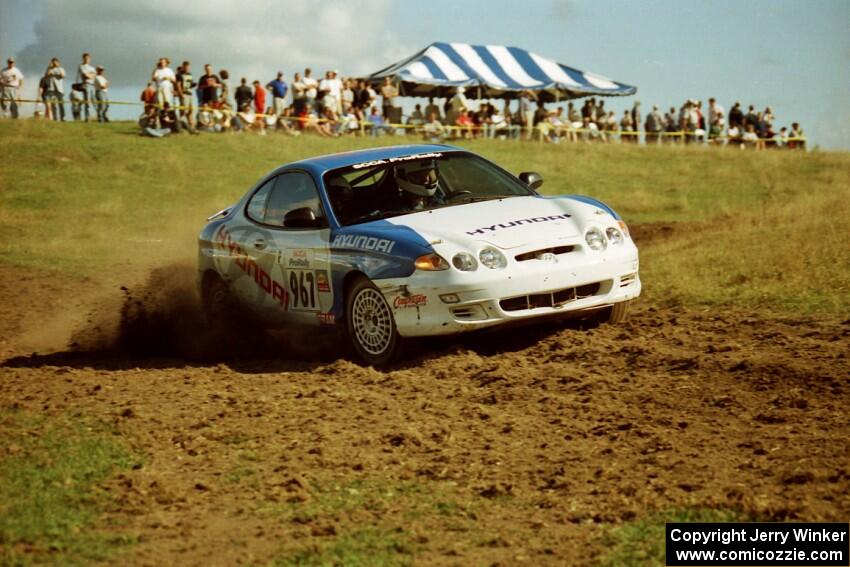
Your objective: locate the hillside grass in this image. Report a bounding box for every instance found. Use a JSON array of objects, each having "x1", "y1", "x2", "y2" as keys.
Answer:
[{"x1": 0, "y1": 120, "x2": 848, "y2": 314}]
